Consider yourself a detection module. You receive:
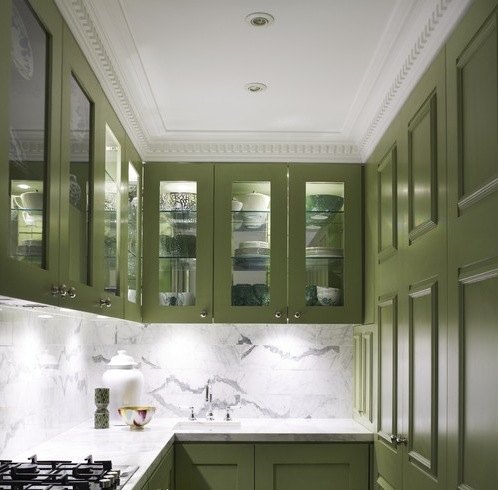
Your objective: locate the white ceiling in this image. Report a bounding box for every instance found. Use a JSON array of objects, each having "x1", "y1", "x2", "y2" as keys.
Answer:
[{"x1": 56, "y1": 0, "x2": 472, "y2": 162}]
